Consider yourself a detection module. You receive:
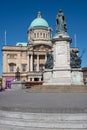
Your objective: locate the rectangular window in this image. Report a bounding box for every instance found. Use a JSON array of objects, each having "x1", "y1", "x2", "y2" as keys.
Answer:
[
  {"x1": 43, "y1": 33, "x2": 45, "y2": 38},
  {"x1": 9, "y1": 64, "x2": 14, "y2": 72},
  {"x1": 40, "y1": 33, "x2": 42, "y2": 38},
  {"x1": 22, "y1": 64, "x2": 26, "y2": 72},
  {"x1": 34, "y1": 65, "x2": 36, "y2": 71},
  {"x1": 37, "y1": 33, "x2": 39, "y2": 38},
  {"x1": 8, "y1": 54, "x2": 17, "y2": 59}
]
